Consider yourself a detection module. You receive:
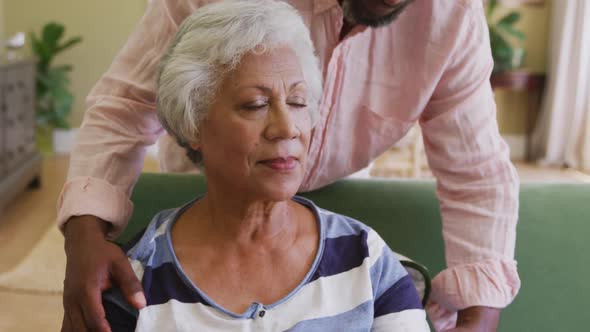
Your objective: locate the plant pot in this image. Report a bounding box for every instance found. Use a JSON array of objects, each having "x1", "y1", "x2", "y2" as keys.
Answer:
[
  {"x1": 52, "y1": 128, "x2": 78, "y2": 155},
  {"x1": 510, "y1": 47, "x2": 526, "y2": 69}
]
